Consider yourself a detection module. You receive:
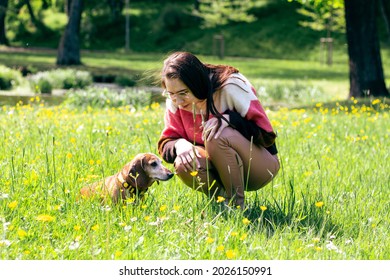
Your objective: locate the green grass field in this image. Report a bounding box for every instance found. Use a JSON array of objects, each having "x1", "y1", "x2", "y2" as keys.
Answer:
[{"x1": 1, "y1": 95, "x2": 389, "y2": 260}]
